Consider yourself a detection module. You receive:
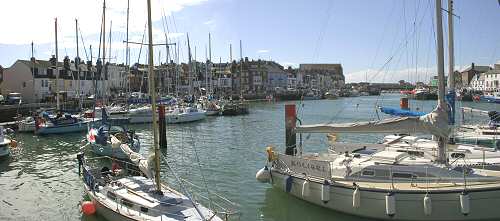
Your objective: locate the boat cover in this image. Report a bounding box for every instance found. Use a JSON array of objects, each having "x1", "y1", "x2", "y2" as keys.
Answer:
[
  {"x1": 297, "y1": 105, "x2": 450, "y2": 138},
  {"x1": 114, "y1": 136, "x2": 153, "y2": 179},
  {"x1": 379, "y1": 106, "x2": 426, "y2": 117}
]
